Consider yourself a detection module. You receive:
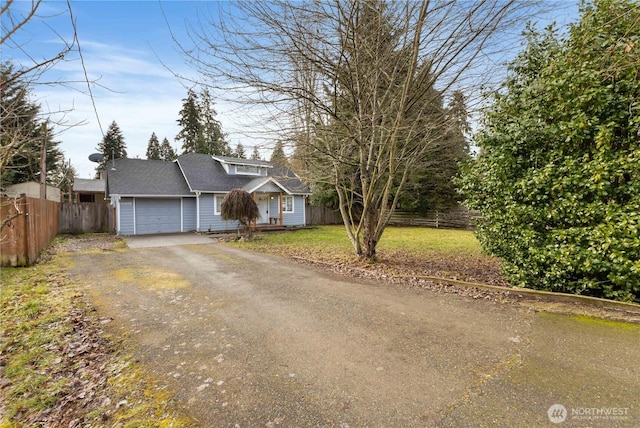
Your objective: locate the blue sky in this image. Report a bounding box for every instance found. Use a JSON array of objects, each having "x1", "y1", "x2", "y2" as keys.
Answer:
[
  {"x1": 6, "y1": 1, "x2": 580, "y2": 179},
  {"x1": 7, "y1": 0, "x2": 244, "y2": 178}
]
